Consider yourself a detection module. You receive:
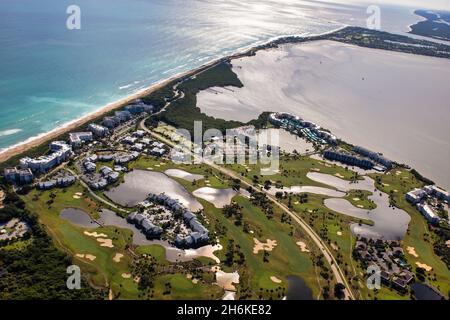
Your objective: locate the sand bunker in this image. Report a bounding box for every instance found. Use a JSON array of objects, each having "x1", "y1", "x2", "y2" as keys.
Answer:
[
  {"x1": 97, "y1": 238, "x2": 114, "y2": 248},
  {"x1": 192, "y1": 187, "x2": 237, "y2": 208},
  {"x1": 212, "y1": 267, "x2": 240, "y2": 291},
  {"x1": 76, "y1": 253, "x2": 96, "y2": 261},
  {"x1": 407, "y1": 246, "x2": 419, "y2": 258},
  {"x1": 84, "y1": 230, "x2": 114, "y2": 248},
  {"x1": 113, "y1": 253, "x2": 124, "y2": 262},
  {"x1": 270, "y1": 276, "x2": 282, "y2": 283},
  {"x1": 335, "y1": 173, "x2": 345, "y2": 178},
  {"x1": 165, "y1": 169, "x2": 204, "y2": 182},
  {"x1": 353, "y1": 198, "x2": 360, "y2": 201},
  {"x1": 84, "y1": 231, "x2": 108, "y2": 238},
  {"x1": 73, "y1": 192, "x2": 83, "y2": 199},
  {"x1": 416, "y1": 262, "x2": 432, "y2": 272},
  {"x1": 121, "y1": 273, "x2": 132, "y2": 279},
  {"x1": 337, "y1": 231, "x2": 342, "y2": 236},
  {"x1": 296, "y1": 241, "x2": 310, "y2": 253},
  {"x1": 184, "y1": 244, "x2": 222, "y2": 264},
  {"x1": 253, "y1": 238, "x2": 277, "y2": 254}
]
